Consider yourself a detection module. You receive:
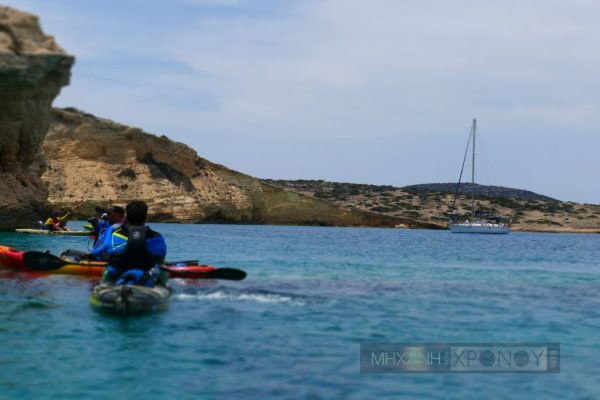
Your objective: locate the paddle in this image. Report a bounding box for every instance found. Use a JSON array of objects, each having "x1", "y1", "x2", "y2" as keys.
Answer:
[
  {"x1": 162, "y1": 266, "x2": 246, "y2": 281},
  {"x1": 23, "y1": 251, "x2": 71, "y2": 271},
  {"x1": 22, "y1": 252, "x2": 246, "y2": 280}
]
